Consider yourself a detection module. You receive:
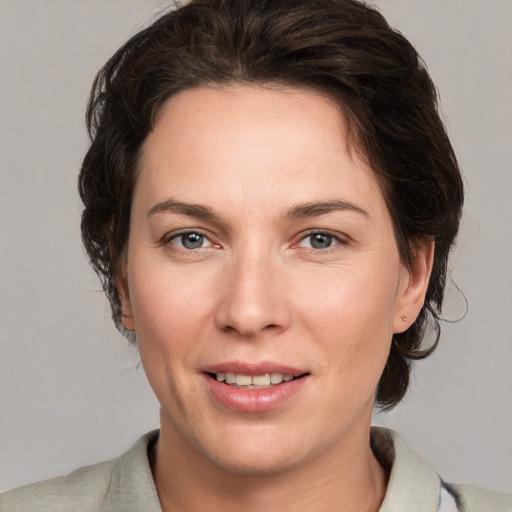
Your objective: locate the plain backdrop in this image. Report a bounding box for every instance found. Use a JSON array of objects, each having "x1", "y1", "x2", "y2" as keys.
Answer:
[{"x1": 1, "y1": 0, "x2": 511, "y2": 494}]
